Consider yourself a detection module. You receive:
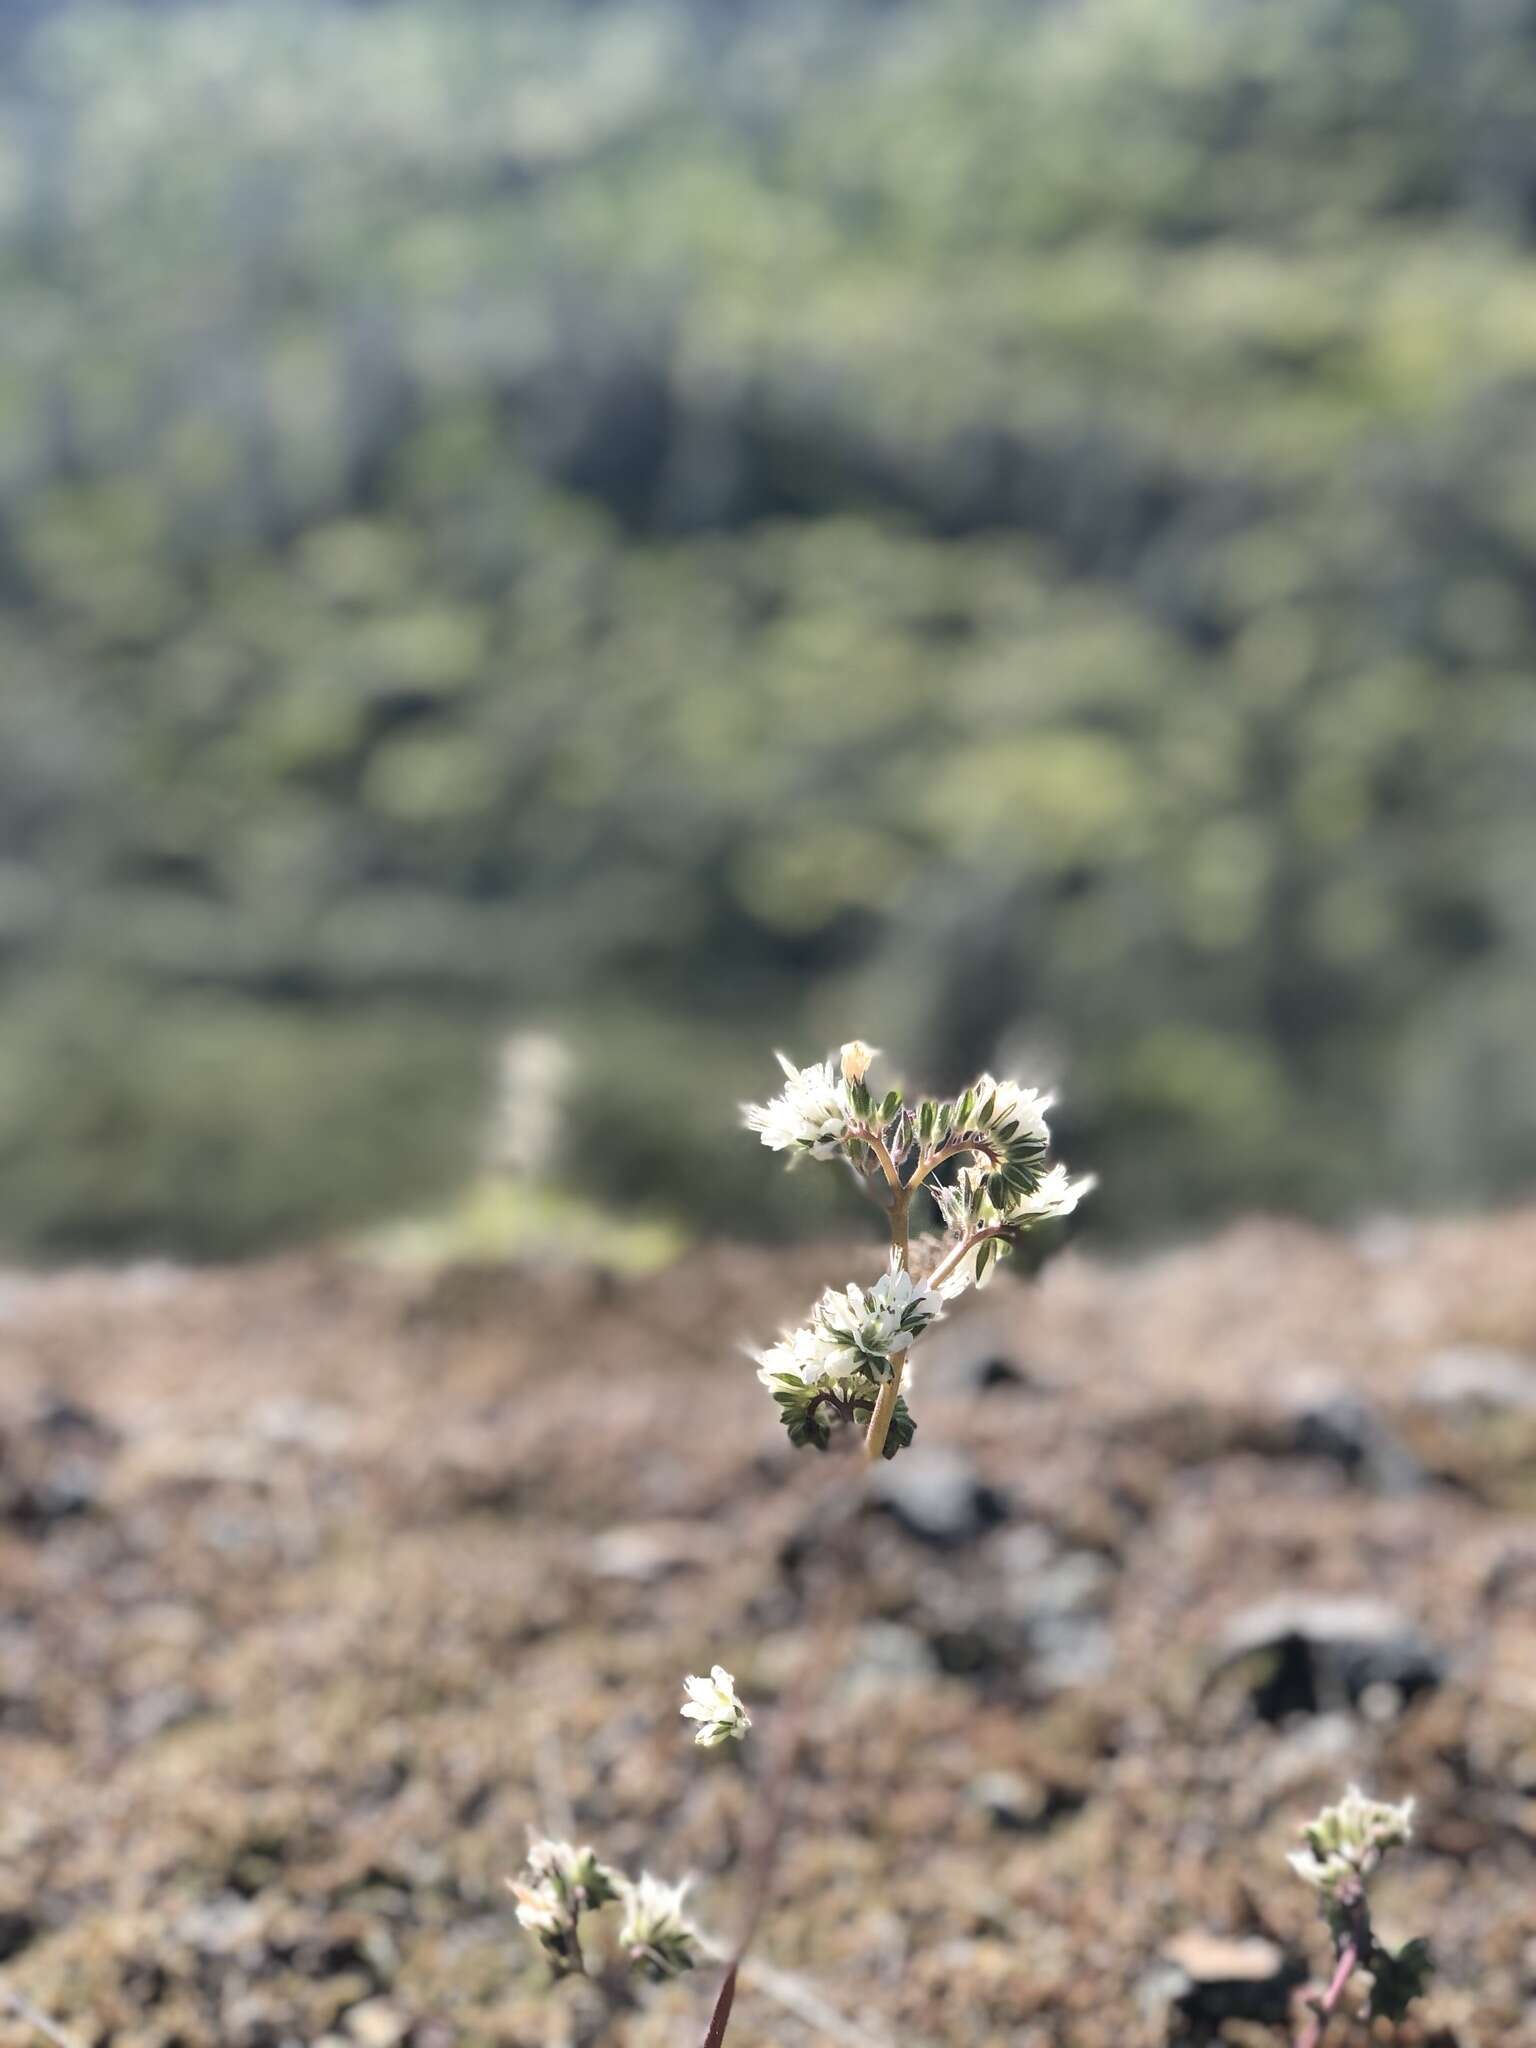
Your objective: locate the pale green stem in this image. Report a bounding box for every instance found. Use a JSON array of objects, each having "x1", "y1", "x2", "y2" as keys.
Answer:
[{"x1": 862, "y1": 1190, "x2": 910, "y2": 1461}]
